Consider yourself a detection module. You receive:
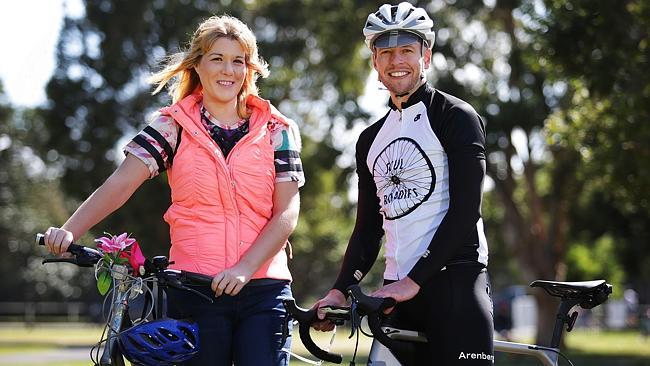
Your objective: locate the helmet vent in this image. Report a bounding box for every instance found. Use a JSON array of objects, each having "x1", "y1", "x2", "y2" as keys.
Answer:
[
  {"x1": 159, "y1": 328, "x2": 180, "y2": 341},
  {"x1": 141, "y1": 333, "x2": 163, "y2": 347}
]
